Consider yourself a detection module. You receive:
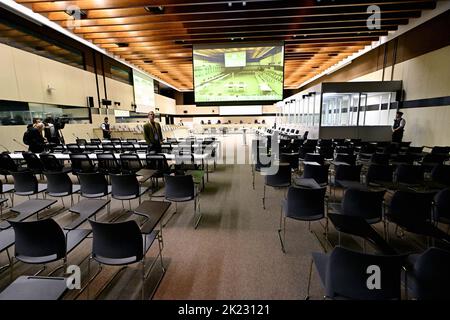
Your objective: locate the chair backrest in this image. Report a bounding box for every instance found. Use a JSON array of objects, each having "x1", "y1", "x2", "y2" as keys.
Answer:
[
  {"x1": 422, "y1": 153, "x2": 447, "y2": 165},
  {"x1": 22, "y1": 152, "x2": 44, "y2": 173},
  {"x1": 366, "y1": 165, "x2": 394, "y2": 184},
  {"x1": 389, "y1": 190, "x2": 434, "y2": 223},
  {"x1": 395, "y1": 164, "x2": 424, "y2": 184},
  {"x1": 66, "y1": 144, "x2": 82, "y2": 153},
  {"x1": 431, "y1": 165, "x2": 450, "y2": 186},
  {"x1": 78, "y1": 172, "x2": 108, "y2": 197},
  {"x1": 126, "y1": 139, "x2": 137, "y2": 143},
  {"x1": 284, "y1": 186, "x2": 326, "y2": 220},
  {"x1": 120, "y1": 153, "x2": 142, "y2": 173},
  {"x1": 90, "y1": 138, "x2": 101, "y2": 145},
  {"x1": 101, "y1": 143, "x2": 116, "y2": 152},
  {"x1": 39, "y1": 153, "x2": 64, "y2": 172},
  {"x1": 265, "y1": 163, "x2": 291, "y2": 187},
  {"x1": 431, "y1": 146, "x2": 450, "y2": 155},
  {"x1": 434, "y1": 188, "x2": 450, "y2": 222},
  {"x1": 335, "y1": 165, "x2": 362, "y2": 182},
  {"x1": 370, "y1": 153, "x2": 390, "y2": 165},
  {"x1": 110, "y1": 174, "x2": 140, "y2": 199},
  {"x1": 96, "y1": 153, "x2": 121, "y2": 174},
  {"x1": 410, "y1": 247, "x2": 450, "y2": 300},
  {"x1": 69, "y1": 153, "x2": 95, "y2": 174},
  {"x1": 342, "y1": 188, "x2": 385, "y2": 222},
  {"x1": 44, "y1": 171, "x2": 73, "y2": 196},
  {"x1": 9, "y1": 219, "x2": 66, "y2": 262},
  {"x1": 76, "y1": 138, "x2": 87, "y2": 146},
  {"x1": 335, "y1": 153, "x2": 356, "y2": 166},
  {"x1": 325, "y1": 246, "x2": 404, "y2": 300},
  {"x1": 393, "y1": 153, "x2": 414, "y2": 164},
  {"x1": 304, "y1": 153, "x2": 324, "y2": 165},
  {"x1": 85, "y1": 144, "x2": 100, "y2": 152},
  {"x1": 146, "y1": 154, "x2": 170, "y2": 174},
  {"x1": 279, "y1": 153, "x2": 299, "y2": 170},
  {"x1": 12, "y1": 171, "x2": 38, "y2": 195},
  {"x1": 121, "y1": 142, "x2": 136, "y2": 153},
  {"x1": 164, "y1": 175, "x2": 195, "y2": 201},
  {"x1": 407, "y1": 146, "x2": 424, "y2": 154},
  {"x1": 89, "y1": 220, "x2": 143, "y2": 263},
  {"x1": 303, "y1": 164, "x2": 330, "y2": 185},
  {"x1": 0, "y1": 153, "x2": 18, "y2": 174}
]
